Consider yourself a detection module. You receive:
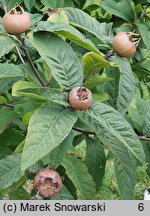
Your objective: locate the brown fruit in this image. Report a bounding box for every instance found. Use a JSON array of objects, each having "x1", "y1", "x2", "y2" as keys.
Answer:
[
  {"x1": 33, "y1": 168, "x2": 62, "y2": 198},
  {"x1": 2, "y1": 7, "x2": 30, "y2": 35},
  {"x1": 69, "y1": 87, "x2": 92, "y2": 110},
  {"x1": 112, "y1": 32, "x2": 137, "y2": 58}
]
